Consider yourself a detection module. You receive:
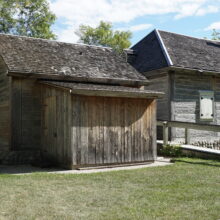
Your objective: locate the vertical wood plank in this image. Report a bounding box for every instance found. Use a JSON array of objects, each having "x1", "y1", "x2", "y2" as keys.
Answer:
[
  {"x1": 99, "y1": 97, "x2": 105, "y2": 164},
  {"x1": 95, "y1": 97, "x2": 103, "y2": 164},
  {"x1": 66, "y1": 92, "x2": 72, "y2": 166},
  {"x1": 103, "y1": 97, "x2": 111, "y2": 164},
  {"x1": 88, "y1": 97, "x2": 96, "y2": 164},
  {"x1": 56, "y1": 93, "x2": 62, "y2": 164},
  {"x1": 80, "y1": 96, "x2": 89, "y2": 165},
  {"x1": 71, "y1": 95, "x2": 78, "y2": 165},
  {"x1": 11, "y1": 79, "x2": 22, "y2": 149},
  {"x1": 151, "y1": 100, "x2": 157, "y2": 160},
  {"x1": 120, "y1": 99, "x2": 125, "y2": 163},
  {"x1": 142, "y1": 100, "x2": 149, "y2": 160}
]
